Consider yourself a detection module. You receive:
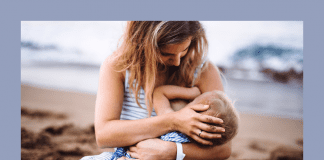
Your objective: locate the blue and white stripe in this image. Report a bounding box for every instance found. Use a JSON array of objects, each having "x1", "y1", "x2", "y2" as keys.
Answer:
[{"x1": 120, "y1": 71, "x2": 157, "y2": 121}]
